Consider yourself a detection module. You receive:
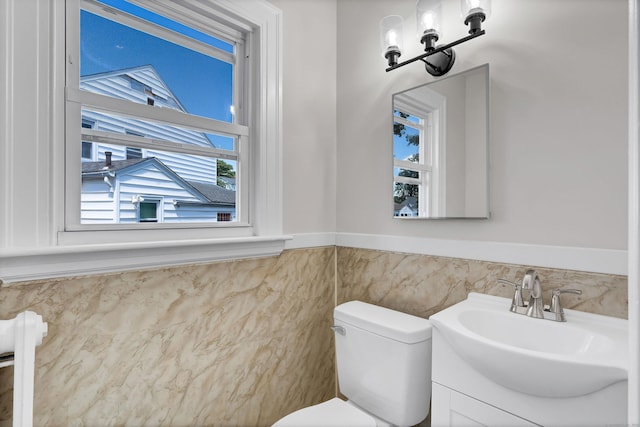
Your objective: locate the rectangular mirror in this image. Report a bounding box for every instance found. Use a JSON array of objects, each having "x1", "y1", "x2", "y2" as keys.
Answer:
[{"x1": 393, "y1": 64, "x2": 489, "y2": 219}]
